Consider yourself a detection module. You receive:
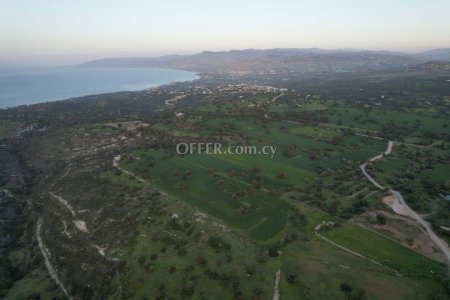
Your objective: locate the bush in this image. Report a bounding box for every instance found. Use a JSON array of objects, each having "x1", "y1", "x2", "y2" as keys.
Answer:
[
  {"x1": 340, "y1": 283, "x2": 352, "y2": 293},
  {"x1": 376, "y1": 213, "x2": 387, "y2": 225},
  {"x1": 268, "y1": 248, "x2": 279, "y2": 257},
  {"x1": 196, "y1": 256, "x2": 208, "y2": 267},
  {"x1": 207, "y1": 236, "x2": 231, "y2": 252},
  {"x1": 180, "y1": 284, "x2": 194, "y2": 298}
]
